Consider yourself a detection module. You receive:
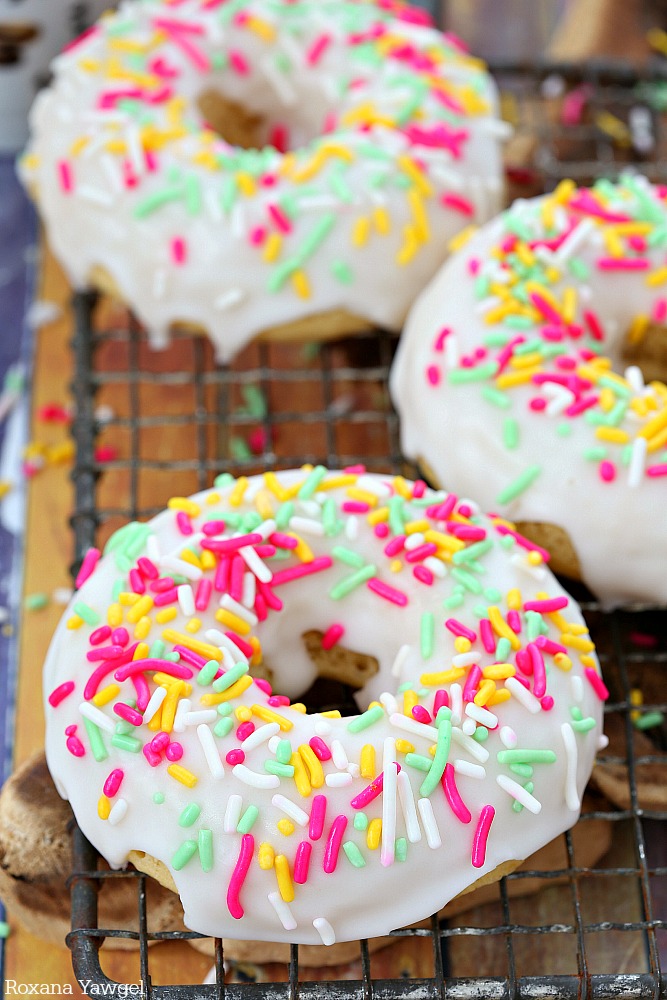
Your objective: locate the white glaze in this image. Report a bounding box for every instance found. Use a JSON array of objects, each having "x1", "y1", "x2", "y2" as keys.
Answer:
[
  {"x1": 44, "y1": 468, "x2": 604, "y2": 945},
  {"x1": 391, "y1": 177, "x2": 667, "y2": 606},
  {"x1": 21, "y1": 0, "x2": 506, "y2": 362}
]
